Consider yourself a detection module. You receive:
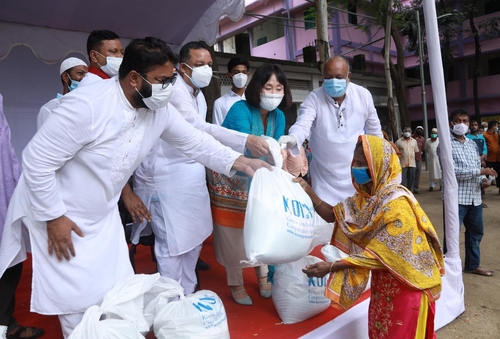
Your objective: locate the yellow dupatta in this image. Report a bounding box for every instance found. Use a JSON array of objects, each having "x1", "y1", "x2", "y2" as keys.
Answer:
[{"x1": 326, "y1": 135, "x2": 445, "y2": 309}]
